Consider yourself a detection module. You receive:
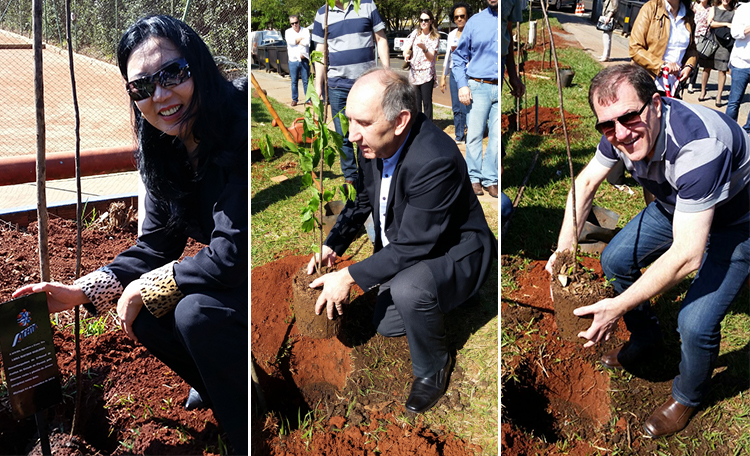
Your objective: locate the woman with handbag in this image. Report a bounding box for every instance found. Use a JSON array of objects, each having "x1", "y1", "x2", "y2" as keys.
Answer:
[
  {"x1": 689, "y1": 0, "x2": 712, "y2": 92},
  {"x1": 599, "y1": 0, "x2": 619, "y2": 62},
  {"x1": 629, "y1": 0, "x2": 698, "y2": 99},
  {"x1": 699, "y1": 0, "x2": 736, "y2": 106},
  {"x1": 403, "y1": 9, "x2": 440, "y2": 120}
]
